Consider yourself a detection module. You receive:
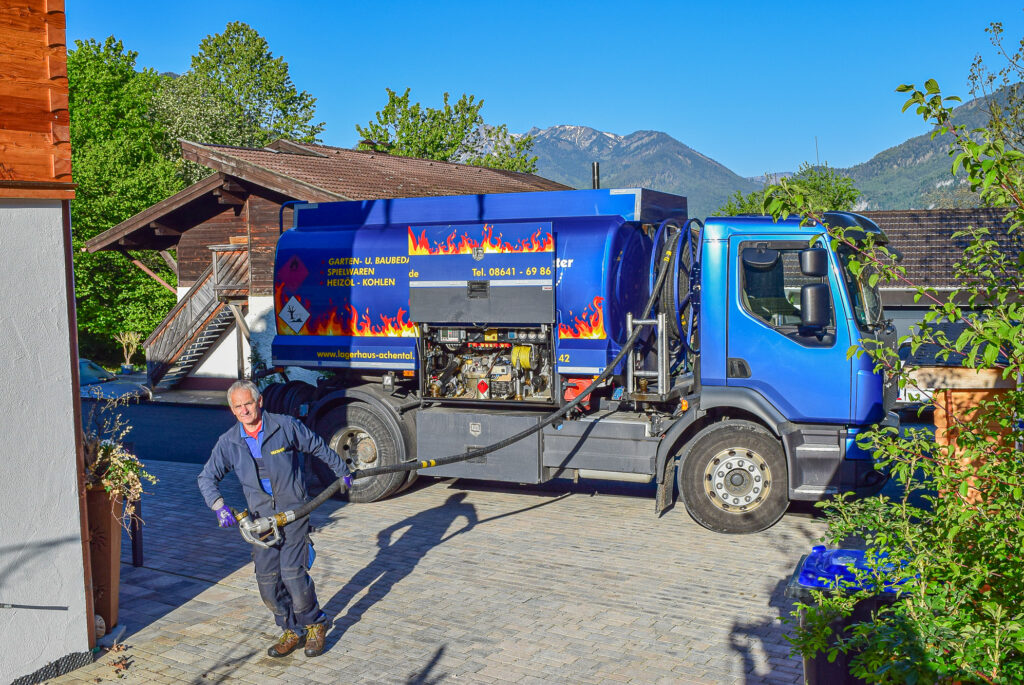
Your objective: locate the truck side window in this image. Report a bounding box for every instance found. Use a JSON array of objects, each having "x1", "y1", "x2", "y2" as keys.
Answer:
[{"x1": 739, "y1": 243, "x2": 831, "y2": 329}]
